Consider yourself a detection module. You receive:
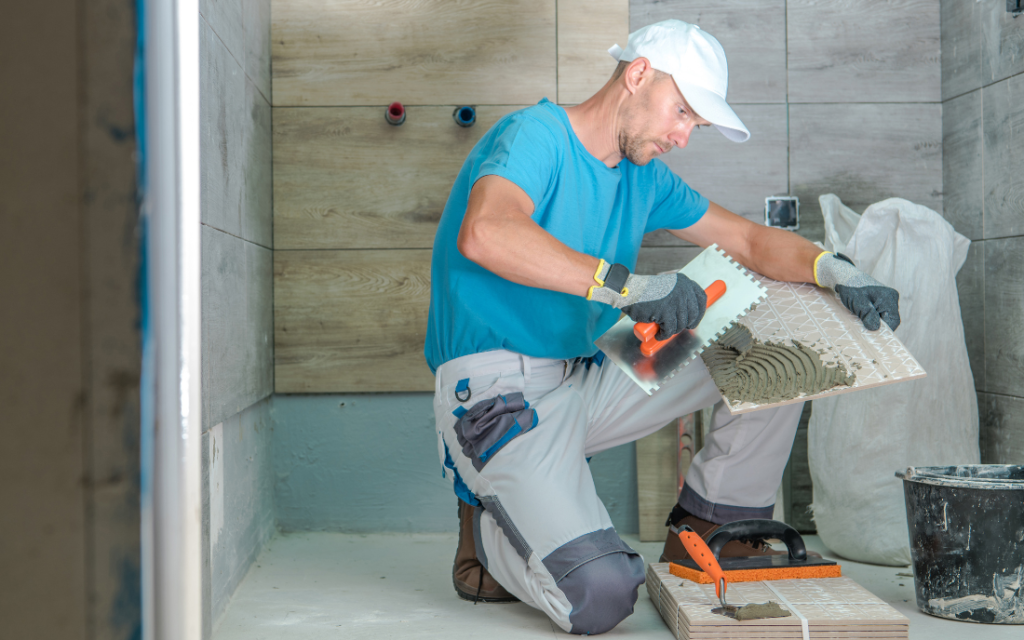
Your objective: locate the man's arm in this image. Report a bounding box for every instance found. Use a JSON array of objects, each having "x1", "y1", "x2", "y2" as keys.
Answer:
[
  {"x1": 457, "y1": 175, "x2": 599, "y2": 296},
  {"x1": 669, "y1": 201, "x2": 821, "y2": 283}
]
